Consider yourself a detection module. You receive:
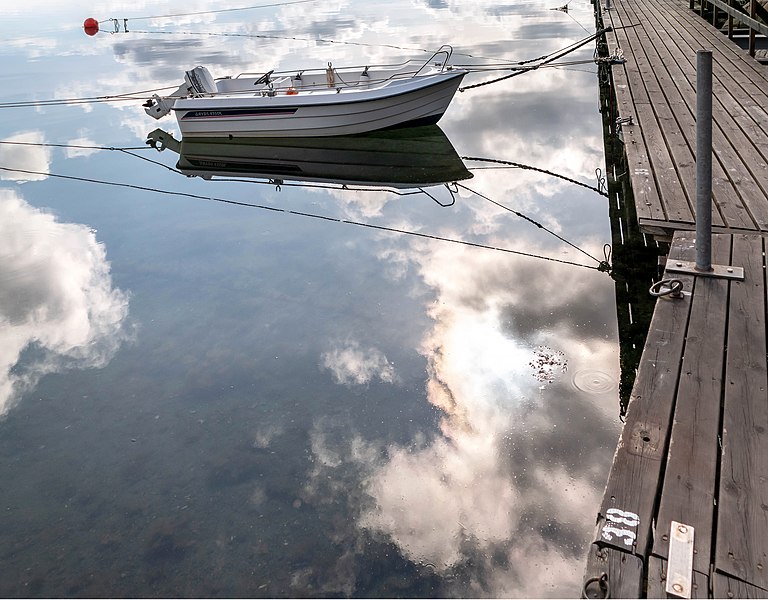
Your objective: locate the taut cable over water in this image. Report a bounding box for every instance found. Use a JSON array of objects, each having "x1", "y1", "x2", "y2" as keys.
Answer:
[
  {"x1": 0, "y1": 137, "x2": 612, "y2": 274},
  {"x1": 0, "y1": 137, "x2": 612, "y2": 273},
  {"x1": 0, "y1": 163, "x2": 611, "y2": 274}
]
